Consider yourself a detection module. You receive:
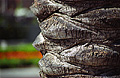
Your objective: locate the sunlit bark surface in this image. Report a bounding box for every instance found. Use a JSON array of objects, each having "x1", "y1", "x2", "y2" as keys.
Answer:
[{"x1": 30, "y1": 0, "x2": 120, "y2": 78}]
